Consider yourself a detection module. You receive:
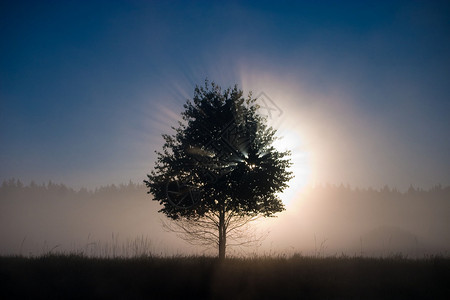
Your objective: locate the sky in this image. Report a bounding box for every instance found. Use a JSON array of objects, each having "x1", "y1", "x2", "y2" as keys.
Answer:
[{"x1": 1, "y1": 0, "x2": 449, "y2": 202}]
